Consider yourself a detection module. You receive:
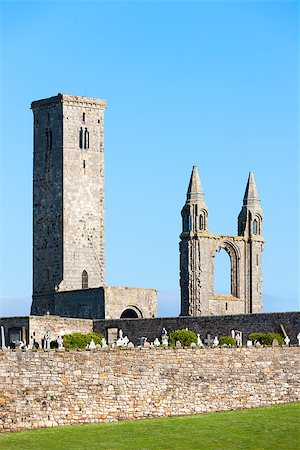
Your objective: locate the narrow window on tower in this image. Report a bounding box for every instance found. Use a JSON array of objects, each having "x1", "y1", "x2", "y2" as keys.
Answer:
[
  {"x1": 49, "y1": 130, "x2": 52, "y2": 149},
  {"x1": 82, "y1": 270, "x2": 88, "y2": 289},
  {"x1": 253, "y1": 219, "x2": 258, "y2": 235},
  {"x1": 188, "y1": 216, "x2": 192, "y2": 231},
  {"x1": 84, "y1": 128, "x2": 89, "y2": 149},
  {"x1": 199, "y1": 215, "x2": 204, "y2": 230},
  {"x1": 256, "y1": 254, "x2": 259, "y2": 266},
  {"x1": 82, "y1": 112, "x2": 85, "y2": 122},
  {"x1": 79, "y1": 128, "x2": 83, "y2": 149}
]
